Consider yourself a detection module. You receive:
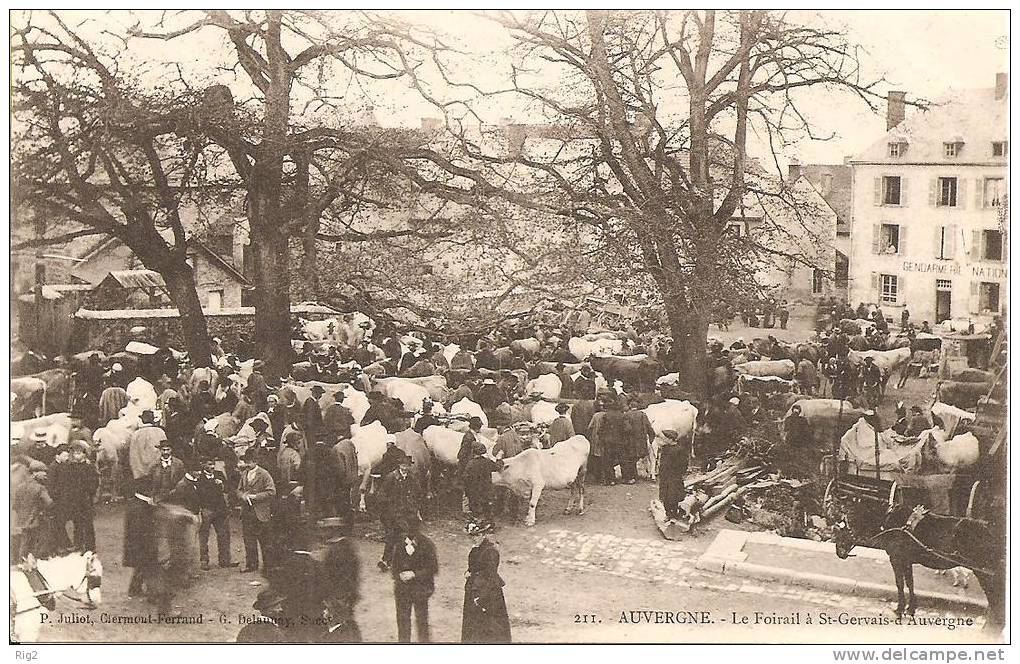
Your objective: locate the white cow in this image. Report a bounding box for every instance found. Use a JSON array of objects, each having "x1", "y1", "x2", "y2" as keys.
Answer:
[
  {"x1": 423, "y1": 425, "x2": 496, "y2": 467},
  {"x1": 525, "y1": 374, "x2": 562, "y2": 399},
  {"x1": 12, "y1": 412, "x2": 72, "y2": 448},
  {"x1": 847, "y1": 347, "x2": 913, "y2": 374},
  {"x1": 530, "y1": 400, "x2": 565, "y2": 426},
  {"x1": 126, "y1": 377, "x2": 158, "y2": 412},
  {"x1": 642, "y1": 400, "x2": 698, "y2": 480},
  {"x1": 568, "y1": 336, "x2": 624, "y2": 360},
  {"x1": 491, "y1": 434, "x2": 590, "y2": 526},
  {"x1": 449, "y1": 397, "x2": 488, "y2": 428},
  {"x1": 733, "y1": 359, "x2": 797, "y2": 380},
  {"x1": 351, "y1": 421, "x2": 390, "y2": 511},
  {"x1": 374, "y1": 376, "x2": 449, "y2": 403},
  {"x1": 301, "y1": 317, "x2": 342, "y2": 342},
  {"x1": 442, "y1": 343, "x2": 462, "y2": 366},
  {"x1": 381, "y1": 381, "x2": 431, "y2": 414}
]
